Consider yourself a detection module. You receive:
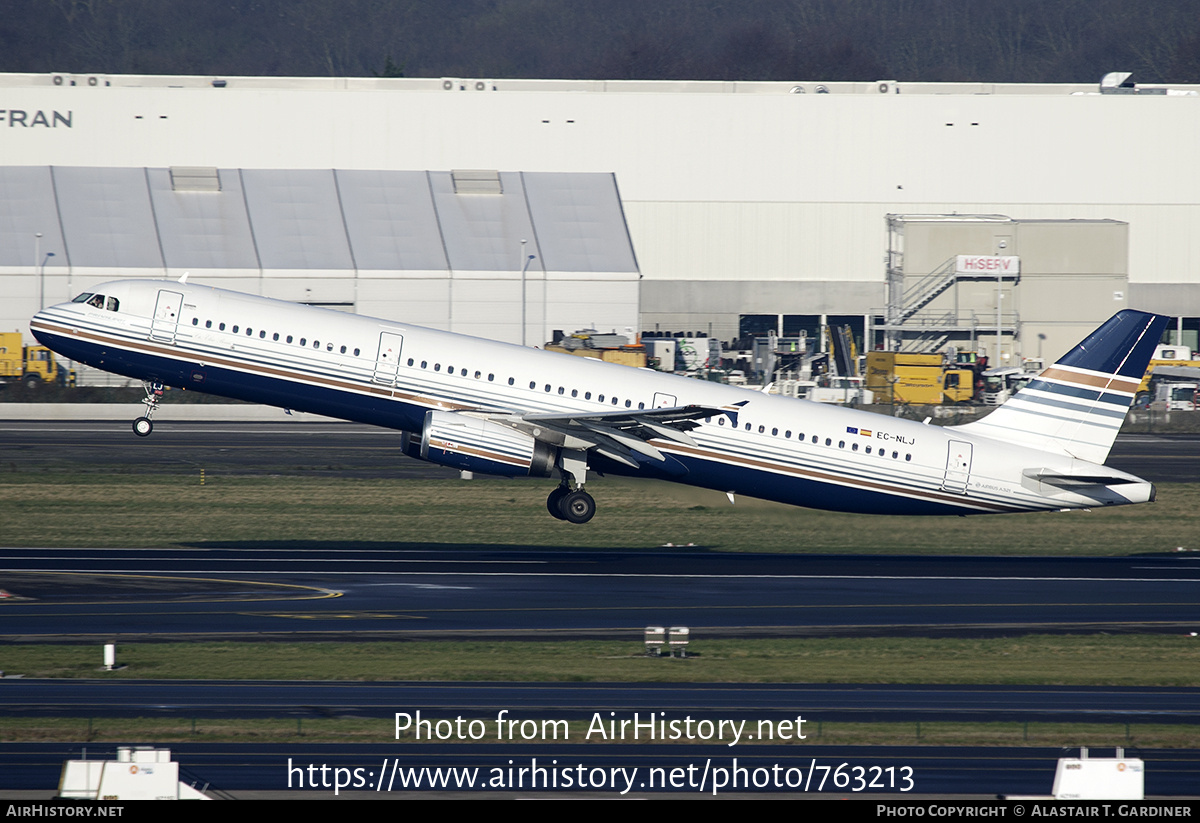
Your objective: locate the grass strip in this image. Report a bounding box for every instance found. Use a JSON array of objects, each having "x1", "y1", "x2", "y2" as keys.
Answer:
[
  {"x1": 2, "y1": 473, "x2": 1200, "y2": 555},
  {"x1": 4, "y1": 636, "x2": 1200, "y2": 685},
  {"x1": 2, "y1": 717, "x2": 1196, "y2": 748}
]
